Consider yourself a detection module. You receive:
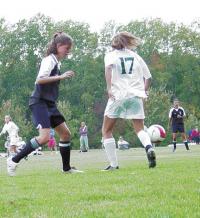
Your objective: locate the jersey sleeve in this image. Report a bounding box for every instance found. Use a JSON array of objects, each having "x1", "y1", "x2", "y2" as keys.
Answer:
[
  {"x1": 139, "y1": 57, "x2": 152, "y2": 79},
  {"x1": 37, "y1": 56, "x2": 56, "y2": 78},
  {"x1": 104, "y1": 53, "x2": 114, "y2": 67},
  {"x1": 11, "y1": 122, "x2": 19, "y2": 131},
  {"x1": 180, "y1": 107, "x2": 186, "y2": 116},
  {"x1": 169, "y1": 108, "x2": 173, "y2": 118}
]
